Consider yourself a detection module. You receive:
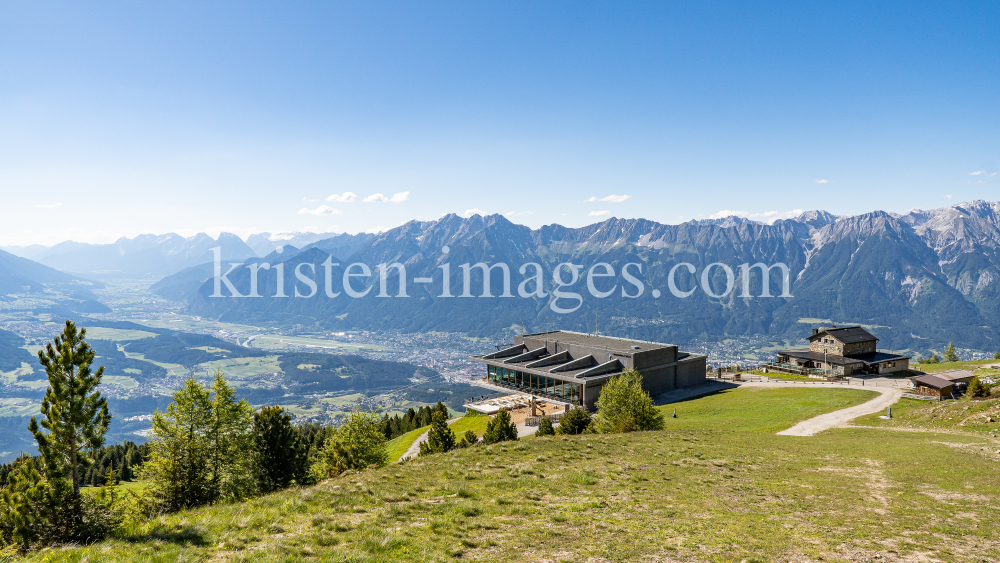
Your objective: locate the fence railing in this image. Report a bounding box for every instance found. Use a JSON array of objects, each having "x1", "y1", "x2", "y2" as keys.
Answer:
[{"x1": 524, "y1": 412, "x2": 565, "y2": 427}]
